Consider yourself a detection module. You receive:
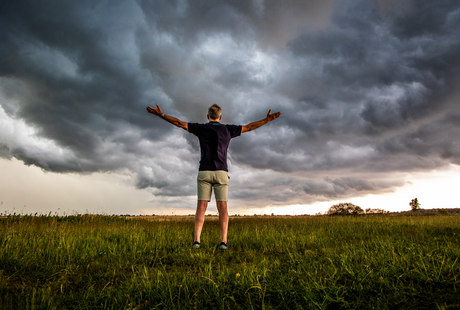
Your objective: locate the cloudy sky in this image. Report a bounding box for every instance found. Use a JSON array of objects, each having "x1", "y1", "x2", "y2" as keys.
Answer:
[{"x1": 1, "y1": 0, "x2": 459, "y2": 215}]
